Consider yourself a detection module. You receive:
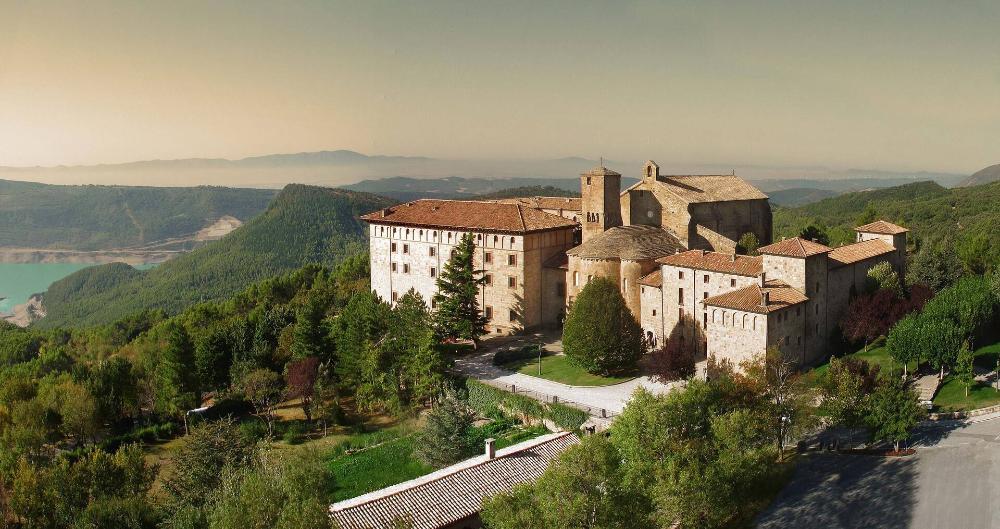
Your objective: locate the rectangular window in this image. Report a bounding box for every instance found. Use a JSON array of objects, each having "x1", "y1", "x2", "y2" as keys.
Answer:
[
  {"x1": 485, "y1": 252, "x2": 493, "y2": 264},
  {"x1": 403, "y1": 264, "x2": 410, "y2": 274},
  {"x1": 703, "y1": 312, "x2": 708, "y2": 329},
  {"x1": 430, "y1": 267, "x2": 437, "y2": 278},
  {"x1": 678, "y1": 288, "x2": 684, "y2": 305},
  {"x1": 431, "y1": 299, "x2": 437, "y2": 309},
  {"x1": 508, "y1": 254, "x2": 517, "y2": 266},
  {"x1": 450, "y1": 249, "x2": 456, "y2": 259},
  {"x1": 703, "y1": 274, "x2": 709, "y2": 284},
  {"x1": 509, "y1": 310, "x2": 517, "y2": 322},
  {"x1": 508, "y1": 276, "x2": 516, "y2": 288},
  {"x1": 816, "y1": 281, "x2": 820, "y2": 293},
  {"x1": 679, "y1": 270, "x2": 684, "y2": 280},
  {"x1": 652, "y1": 309, "x2": 657, "y2": 317},
  {"x1": 391, "y1": 291, "x2": 398, "y2": 302},
  {"x1": 573, "y1": 272, "x2": 579, "y2": 287},
  {"x1": 403, "y1": 244, "x2": 409, "y2": 254},
  {"x1": 484, "y1": 274, "x2": 493, "y2": 286},
  {"x1": 731, "y1": 278, "x2": 736, "y2": 287},
  {"x1": 391, "y1": 263, "x2": 397, "y2": 272},
  {"x1": 391, "y1": 242, "x2": 397, "y2": 252},
  {"x1": 485, "y1": 306, "x2": 493, "y2": 319},
  {"x1": 703, "y1": 292, "x2": 708, "y2": 299},
  {"x1": 429, "y1": 247, "x2": 436, "y2": 257}
]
